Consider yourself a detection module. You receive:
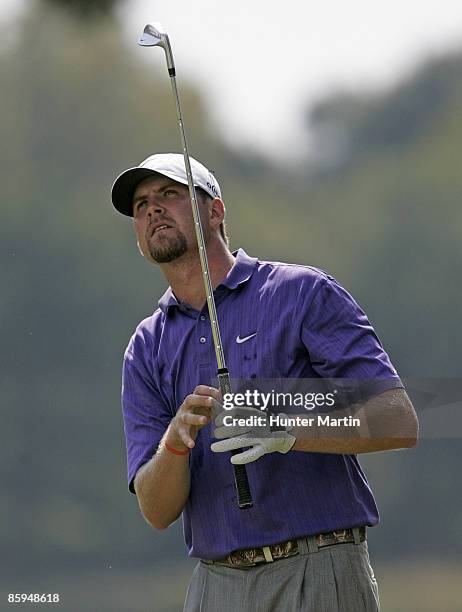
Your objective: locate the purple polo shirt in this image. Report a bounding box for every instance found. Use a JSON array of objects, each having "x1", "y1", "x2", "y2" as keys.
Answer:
[{"x1": 122, "y1": 249, "x2": 402, "y2": 559}]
